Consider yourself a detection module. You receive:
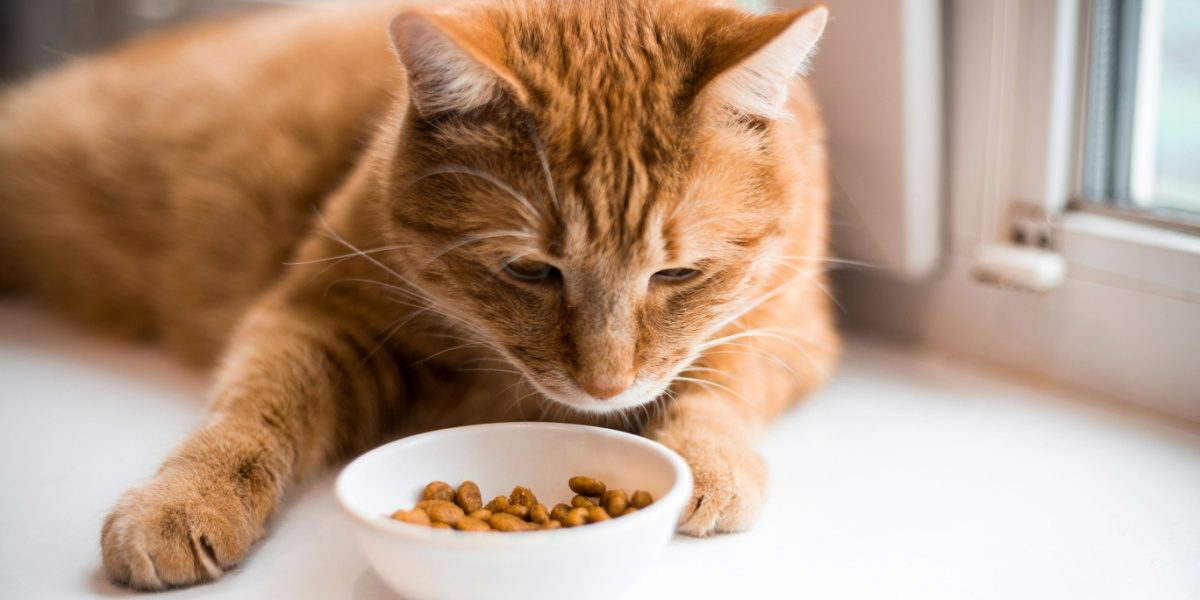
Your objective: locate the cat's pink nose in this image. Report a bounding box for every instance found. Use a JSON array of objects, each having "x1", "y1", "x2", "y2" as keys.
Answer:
[{"x1": 573, "y1": 370, "x2": 635, "y2": 400}]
